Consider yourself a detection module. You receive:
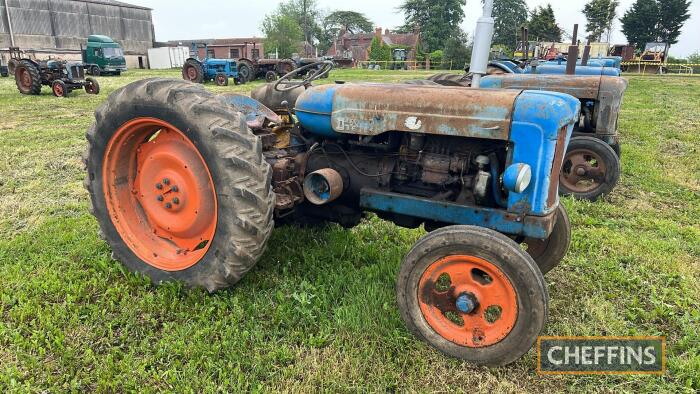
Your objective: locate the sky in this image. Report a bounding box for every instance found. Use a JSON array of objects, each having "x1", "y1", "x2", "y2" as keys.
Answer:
[{"x1": 136, "y1": 0, "x2": 700, "y2": 57}]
